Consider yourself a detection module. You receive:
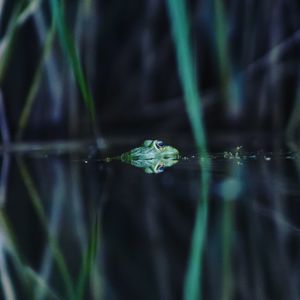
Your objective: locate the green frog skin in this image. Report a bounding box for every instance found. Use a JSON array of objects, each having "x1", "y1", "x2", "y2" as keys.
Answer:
[{"x1": 118, "y1": 140, "x2": 180, "y2": 173}]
